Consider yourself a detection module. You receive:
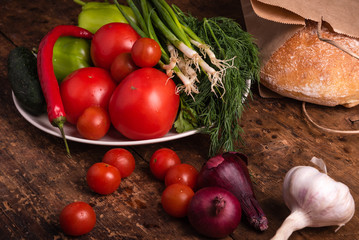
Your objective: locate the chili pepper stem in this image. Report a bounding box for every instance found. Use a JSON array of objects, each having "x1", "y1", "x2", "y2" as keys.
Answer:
[{"x1": 53, "y1": 116, "x2": 71, "y2": 158}]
